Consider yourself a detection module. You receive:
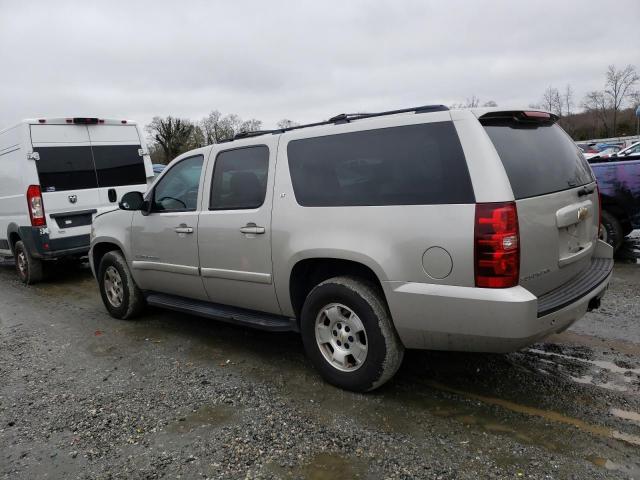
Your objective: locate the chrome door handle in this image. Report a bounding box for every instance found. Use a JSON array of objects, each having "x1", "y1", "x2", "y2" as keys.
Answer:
[
  {"x1": 240, "y1": 223, "x2": 265, "y2": 234},
  {"x1": 174, "y1": 224, "x2": 194, "y2": 234}
]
